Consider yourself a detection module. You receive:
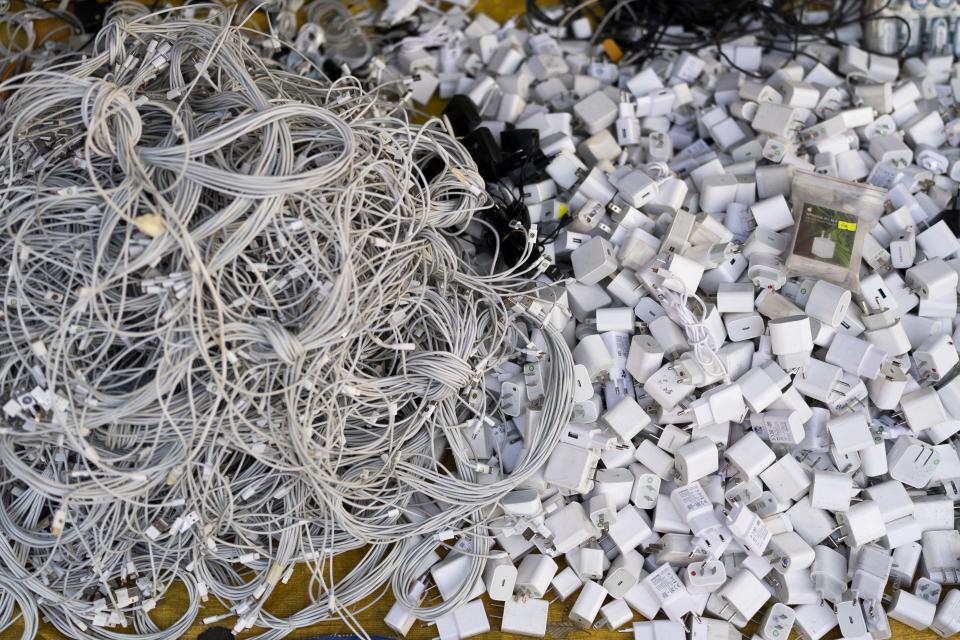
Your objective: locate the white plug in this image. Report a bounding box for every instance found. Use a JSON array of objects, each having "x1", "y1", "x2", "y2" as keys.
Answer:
[{"x1": 501, "y1": 597, "x2": 549, "y2": 637}]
